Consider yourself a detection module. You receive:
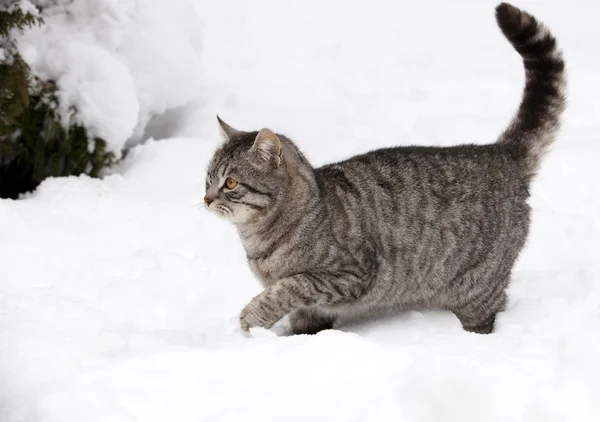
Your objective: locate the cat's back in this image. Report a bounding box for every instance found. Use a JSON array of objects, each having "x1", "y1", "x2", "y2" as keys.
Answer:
[{"x1": 316, "y1": 143, "x2": 529, "y2": 203}]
